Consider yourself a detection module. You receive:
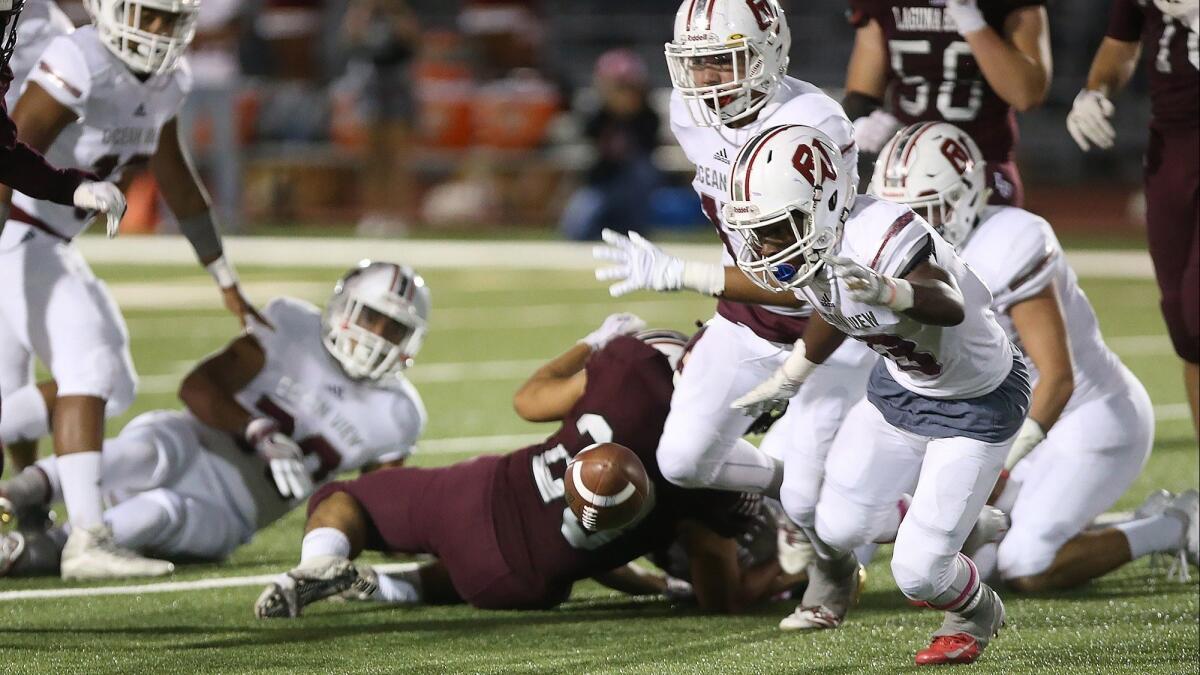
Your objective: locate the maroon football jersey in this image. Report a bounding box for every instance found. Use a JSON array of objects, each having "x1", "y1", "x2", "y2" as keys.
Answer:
[
  {"x1": 848, "y1": 0, "x2": 1045, "y2": 162},
  {"x1": 1106, "y1": 0, "x2": 1199, "y2": 131},
  {"x1": 492, "y1": 336, "x2": 749, "y2": 594}
]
